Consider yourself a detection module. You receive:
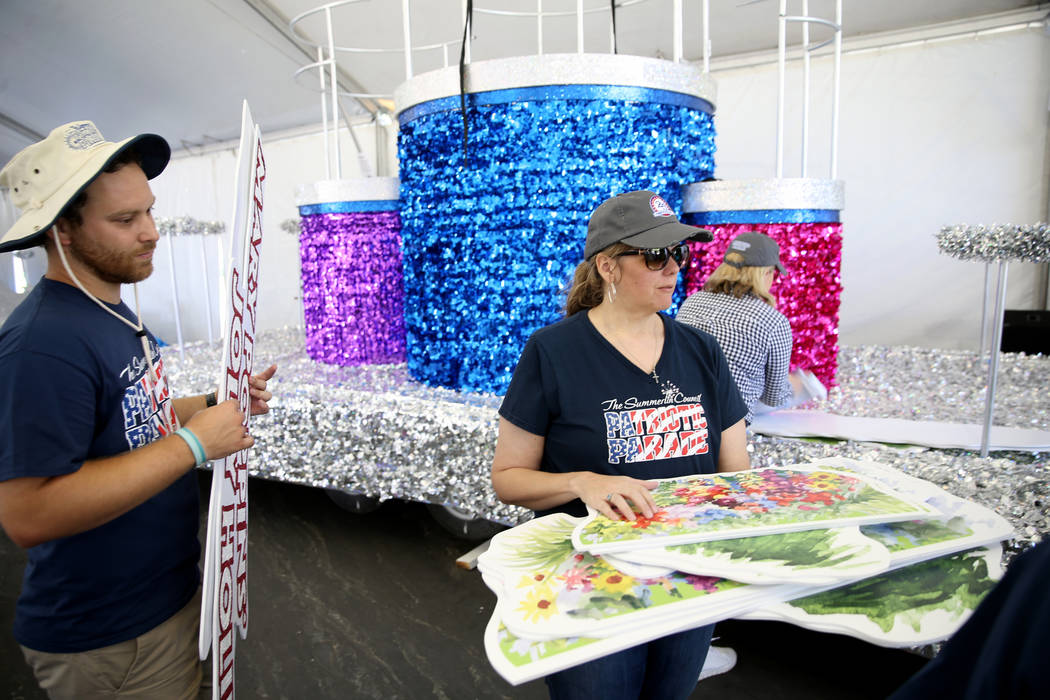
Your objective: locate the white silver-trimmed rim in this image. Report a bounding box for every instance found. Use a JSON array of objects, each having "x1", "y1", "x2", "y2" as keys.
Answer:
[
  {"x1": 295, "y1": 177, "x2": 400, "y2": 206},
  {"x1": 682, "y1": 178, "x2": 845, "y2": 212},
  {"x1": 394, "y1": 53, "x2": 716, "y2": 117}
]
